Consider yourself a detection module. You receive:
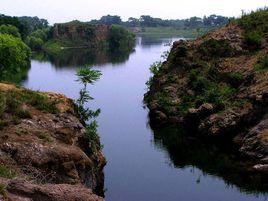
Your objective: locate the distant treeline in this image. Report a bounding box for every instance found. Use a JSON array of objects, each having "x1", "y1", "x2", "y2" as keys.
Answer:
[
  {"x1": 90, "y1": 15, "x2": 232, "y2": 28},
  {"x1": 0, "y1": 14, "x2": 49, "y2": 38}
]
